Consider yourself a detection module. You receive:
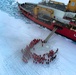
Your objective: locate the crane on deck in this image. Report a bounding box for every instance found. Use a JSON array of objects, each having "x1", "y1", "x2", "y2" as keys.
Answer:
[{"x1": 44, "y1": 27, "x2": 58, "y2": 43}]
